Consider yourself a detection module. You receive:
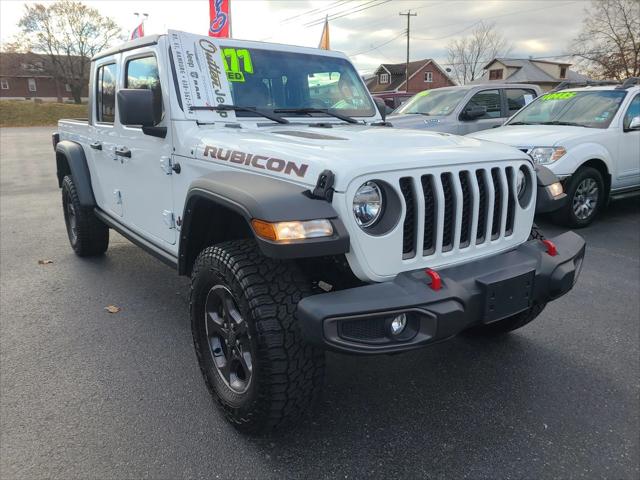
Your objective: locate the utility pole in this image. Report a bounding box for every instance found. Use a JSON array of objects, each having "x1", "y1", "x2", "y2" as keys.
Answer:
[{"x1": 399, "y1": 10, "x2": 417, "y2": 93}]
